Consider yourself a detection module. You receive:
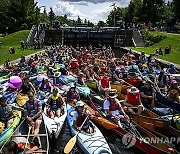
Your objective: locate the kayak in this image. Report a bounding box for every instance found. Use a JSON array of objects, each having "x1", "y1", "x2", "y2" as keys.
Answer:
[
  {"x1": 0, "y1": 110, "x2": 22, "y2": 148},
  {"x1": 76, "y1": 86, "x2": 90, "y2": 98},
  {"x1": 68, "y1": 101, "x2": 117, "y2": 130},
  {"x1": 66, "y1": 104, "x2": 112, "y2": 154},
  {"x1": 0, "y1": 119, "x2": 49, "y2": 153},
  {"x1": 43, "y1": 101, "x2": 67, "y2": 139}
]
